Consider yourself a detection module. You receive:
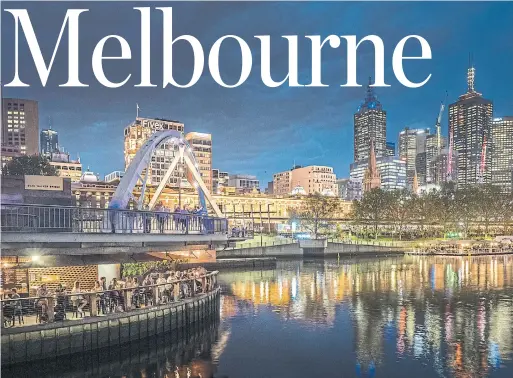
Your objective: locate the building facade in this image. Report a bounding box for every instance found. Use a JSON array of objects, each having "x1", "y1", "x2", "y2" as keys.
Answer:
[
  {"x1": 212, "y1": 169, "x2": 229, "y2": 194},
  {"x1": 185, "y1": 132, "x2": 212, "y2": 192},
  {"x1": 228, "y1": 174, "x2": 260, "y2": 193},
  {"x1": 363, "y1": 141, "x2": 381, "y2": 192},
  {"x1": 40, "y1": 128, "x2": 59, "y2": 157},
  {"x1": 398, "y1": 128, "x2": 429, "y2": 188},
  {"x1": 273, "y1": 165, "x2": 338, "y2": 196},
  {"x1": 1, "y1": 98, "x2": 39, "y2": 156},
  {"x1": 49, "y1": 152, "x2": 82, "y2": 182},
  {"x1": 386, "y1": 142, "x2": 396, "y2": 157},
  {"x1": 490, "y1": 116, "x2": 513, "y2": 193},
  {"x1": 354, "y1": 79, "x2": 387, "y2": 163},
  {"x1": 449, "y1": 65, "x2": 493, "y2": 188},
  {"x1": 425, "y1": 134, "x2": 447, "y2": 184},
  {"x1": 124, "y1": 117, "x2": 185, "y2": 188},
  {"x1": 350, "y1": 157, "x2": 406, "y2": 192},
  {"x1": 104, "y1": 171, "x2": 125, "y2": 184}
]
